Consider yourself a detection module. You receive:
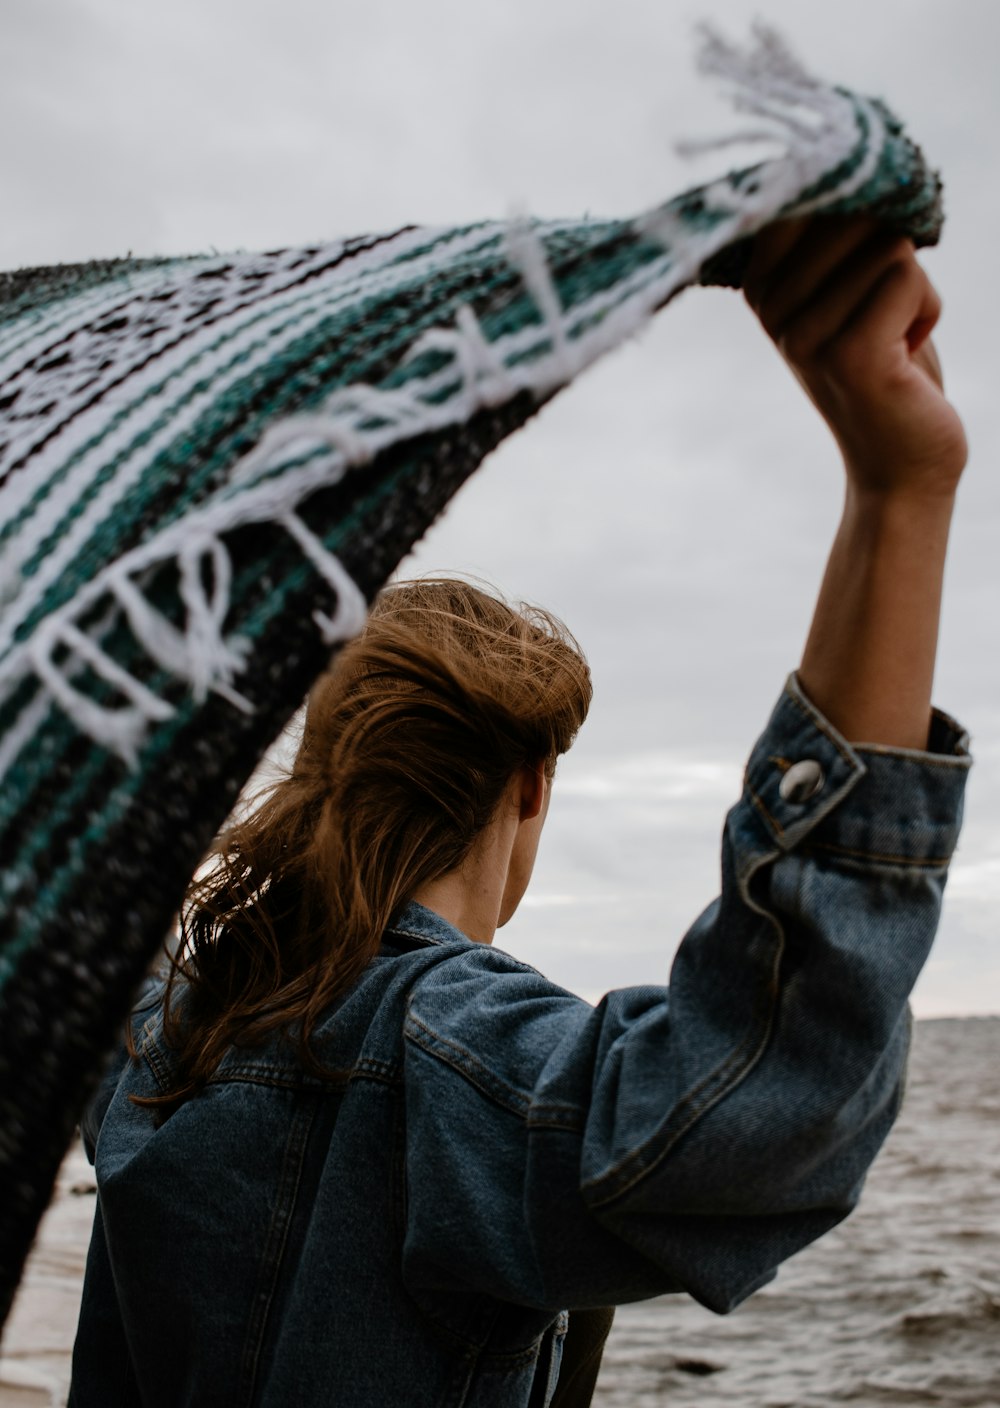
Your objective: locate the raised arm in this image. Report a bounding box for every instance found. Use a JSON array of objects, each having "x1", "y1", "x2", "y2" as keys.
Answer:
[
  {"x1": 743, "y1": 217, "x2": 968, "y2": 748},
  {"x1": 400, "y1": 219, "x2": 972, "y2": 1323}
]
